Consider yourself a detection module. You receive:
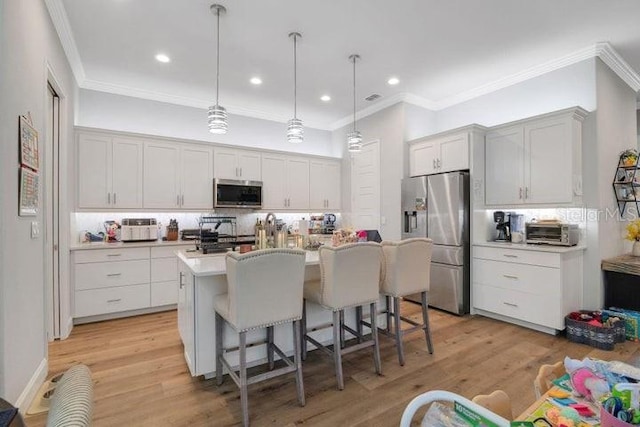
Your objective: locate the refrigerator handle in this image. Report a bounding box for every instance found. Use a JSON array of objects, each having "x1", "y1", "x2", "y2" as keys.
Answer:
[{"x1": 404, "y1": 211, "x2": 410, "y2": 233}]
